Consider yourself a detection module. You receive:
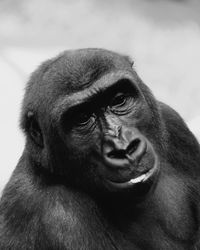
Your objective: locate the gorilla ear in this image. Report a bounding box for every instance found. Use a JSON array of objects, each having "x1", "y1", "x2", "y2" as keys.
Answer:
[{"x1": 26, "y1": 111, "x2": 43, "y2": 147}]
